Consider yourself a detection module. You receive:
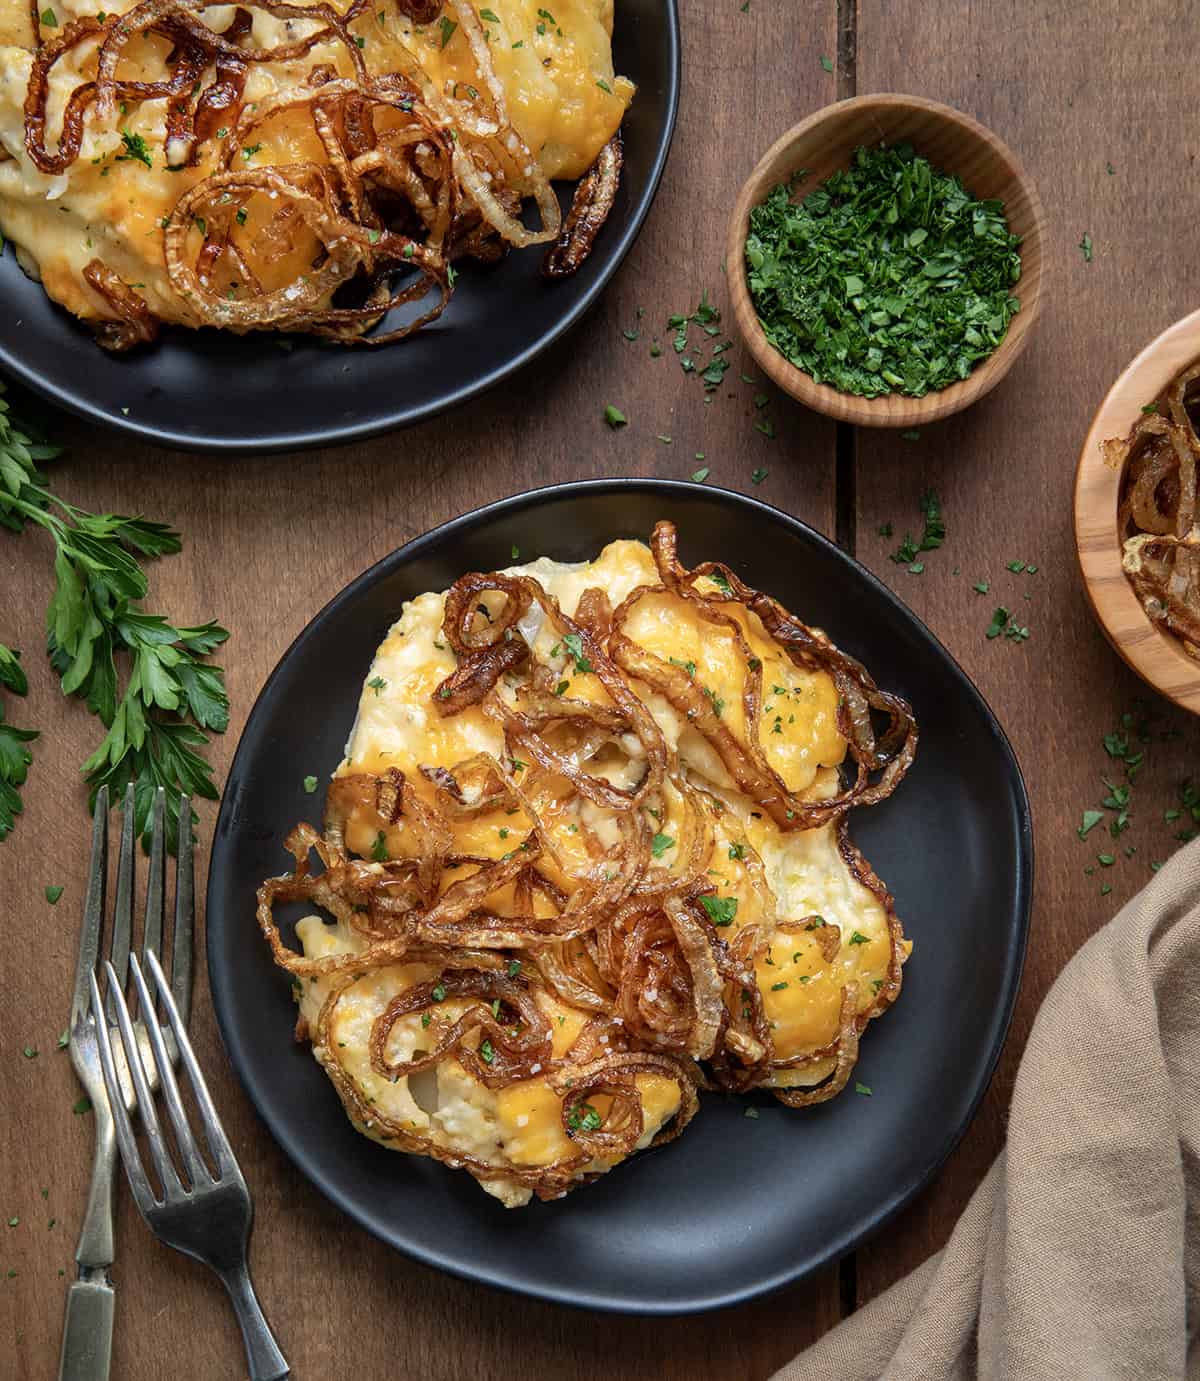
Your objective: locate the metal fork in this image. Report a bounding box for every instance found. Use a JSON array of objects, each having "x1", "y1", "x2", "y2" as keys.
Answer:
[
  {"x1": 59, "y1": 785, "x2": 193, "y2": 1381},
  {"x1": 90, "y1": 949, "x2": 289, "y2": 1380}
]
